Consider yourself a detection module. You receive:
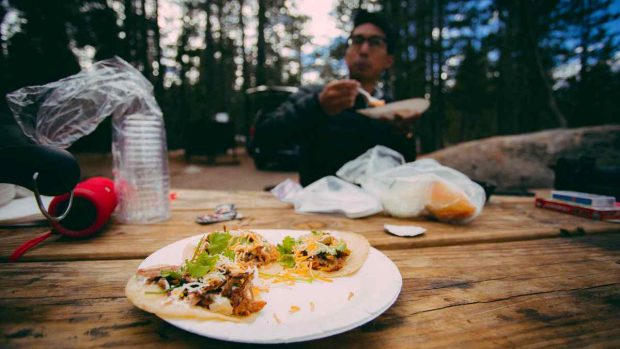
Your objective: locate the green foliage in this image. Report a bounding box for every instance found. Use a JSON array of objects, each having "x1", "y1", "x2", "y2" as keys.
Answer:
[
  {"x1": 207, "y1": 232, "x2": 233, "y2": 255},
  {"x1": 277, "y1": 235, "x2": 298, "y2": 268},
  {"x1": 277, "y1": 236, "x2": 298, "y2": 255},
  {"x1": 2, "y1": 0, "x2": 618, "y2": 152},
  {"x1": 279, "y1": 254, "x2": 296, "y2": 268},
  {"x1": 185, "y1": 253, "x2": 219, "y2": 278},
  {"x1": 160, "y1": 269, "x2": 183, "y2": 281}
]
